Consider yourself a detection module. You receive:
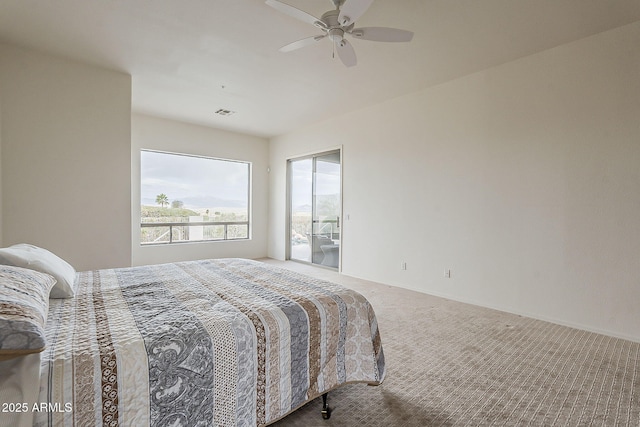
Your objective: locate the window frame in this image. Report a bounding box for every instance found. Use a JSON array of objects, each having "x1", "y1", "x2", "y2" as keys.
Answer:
[{"x1": 139, "y1": 149, "x2": 252, "y2": 246}]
